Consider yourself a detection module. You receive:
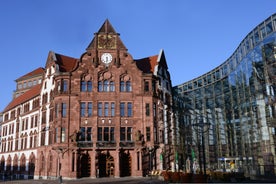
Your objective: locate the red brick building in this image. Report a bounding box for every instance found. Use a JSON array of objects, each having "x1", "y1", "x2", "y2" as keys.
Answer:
[{"x1": 0, "y1": 20, "x2": 176, "y2": 180}]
